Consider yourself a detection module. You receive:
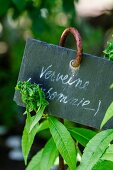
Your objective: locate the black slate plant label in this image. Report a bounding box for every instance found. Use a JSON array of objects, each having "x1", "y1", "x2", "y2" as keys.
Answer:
[{"x1": 14, "y1": 39, "x2": 113, "y2": 129}]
